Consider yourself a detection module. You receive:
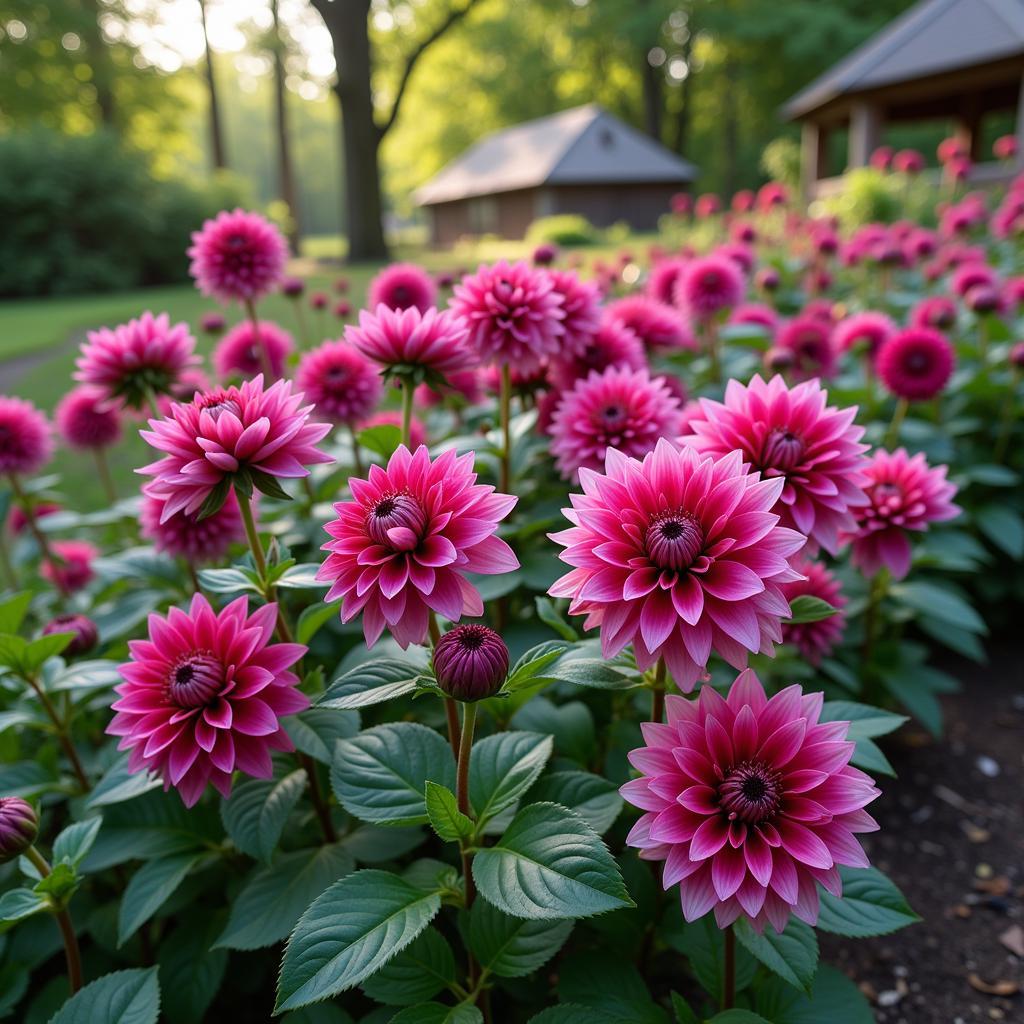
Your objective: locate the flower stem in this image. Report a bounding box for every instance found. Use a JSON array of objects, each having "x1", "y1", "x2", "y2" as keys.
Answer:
[
  {"x1": 722, "y1": 925, "x2": 735, "y2": 1011},
  {"x1": 401, "y1": 377, "x2": 415, "y2": 448},
  {"x1": 706, "y1": 318, "x2": 722, "y2": 383},
  {"x1": 428, "y1": 613, "x2": 461, "y2": 757},
  {"x1": 7, "y1": 473, "x2": 68, "y2": 597},
  {"x1": 0, "y1": 531, "x2": 17, "y2": 590},
  {"x1": 93, "y1": 447, "x2": 118, "y2": 505},
  {"x1": 243, "y1": 298, "x2": 274, "y2": 380},
  {"x1": 885, "y1": 397, "x2": 909, "y2": 450},
  {"x1": 25, "y1": 846, "x2": 83, "y2": 995},
  {"x1": 993, "y1": 367, "x2": 1019, "y2": 463},
  {"x1": 290, "y1": 297, "x2": 311, "y2": 350},
  {"x1": 499, "y1": 363, "x2": 512, "y2": 494},
  {"x1": 25, "y1": 674, "x2": 90, "y2": 792},
  {"x1": 651, "y1": 658, "x2": 666, "y2": 723},
  {"x1": 456, "y1": 701, "x2": 480, "y2": 988},
  {"x1": 297, "y1": 751, "x2": 337, "y2": 843},
  {"x1": 239, "y1": 494, "x2": 267, "y2": 578},
  {"x1": 861, "y1": 569, "x2": 889, "y2": 699},
  {"x1": 348, "y1": 423, "x2": 364, "y2": 476}
]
